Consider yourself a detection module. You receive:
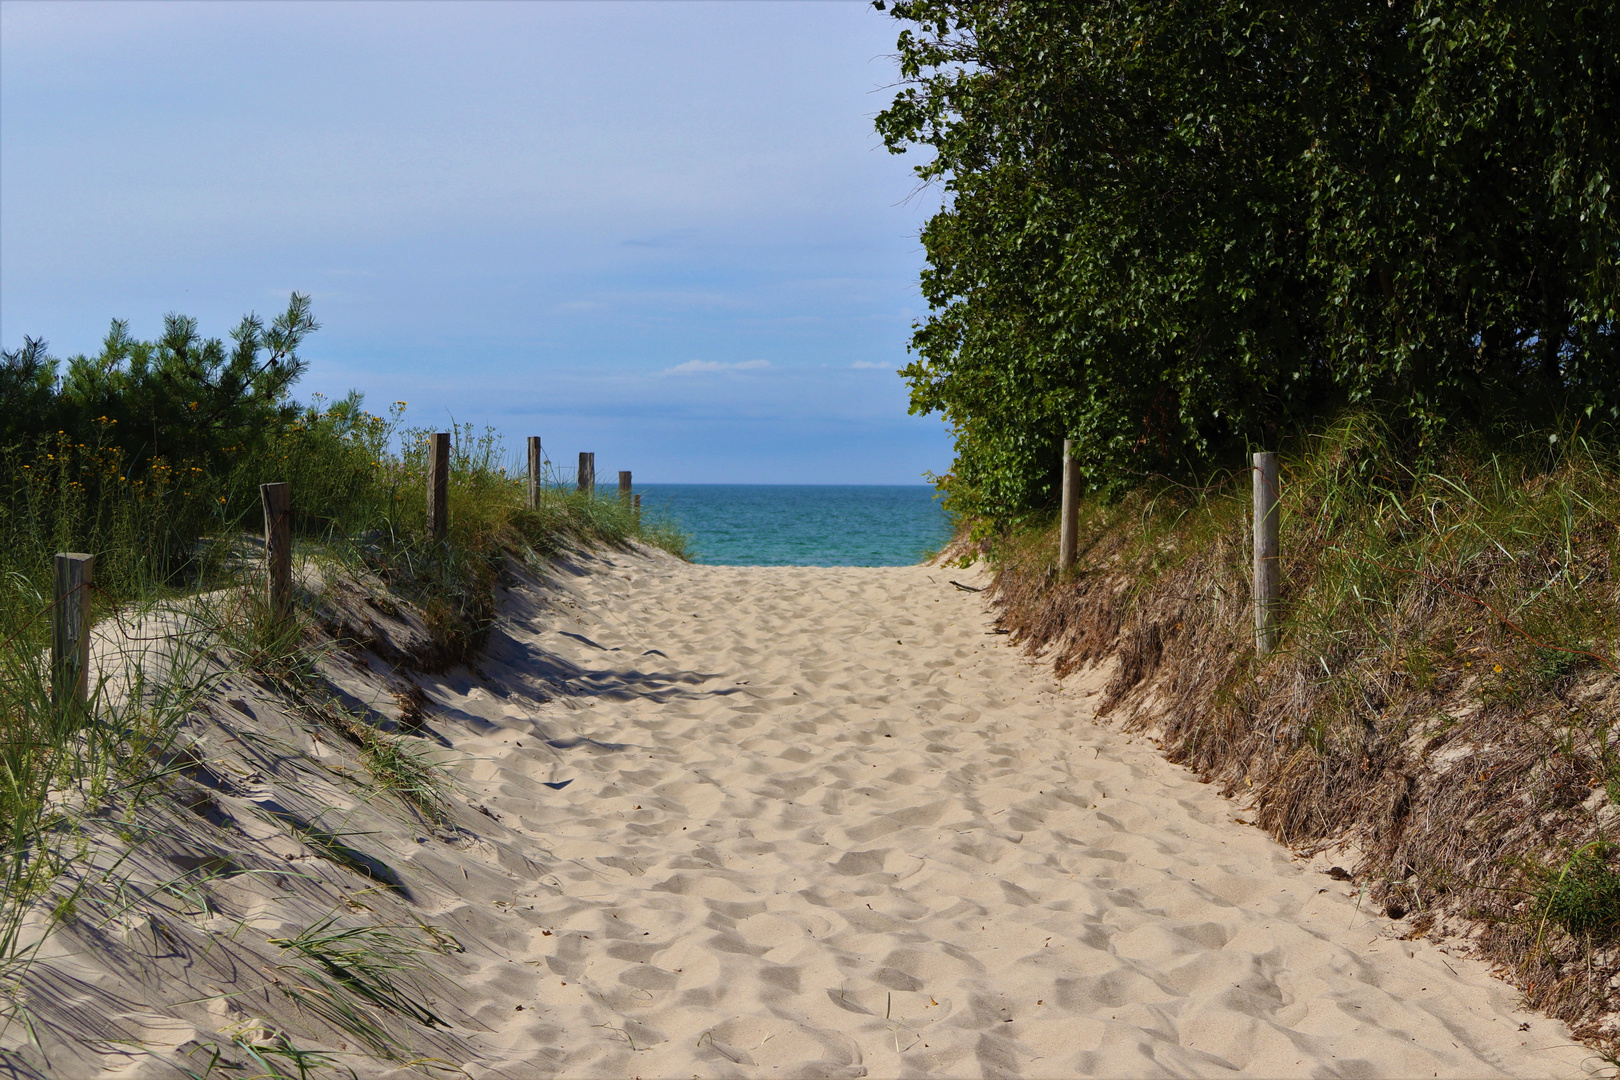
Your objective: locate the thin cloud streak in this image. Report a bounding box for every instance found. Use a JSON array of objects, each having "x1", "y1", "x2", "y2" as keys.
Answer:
[{"x1": 662, "y1": 359, "x2": 771, "y2": 376}]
